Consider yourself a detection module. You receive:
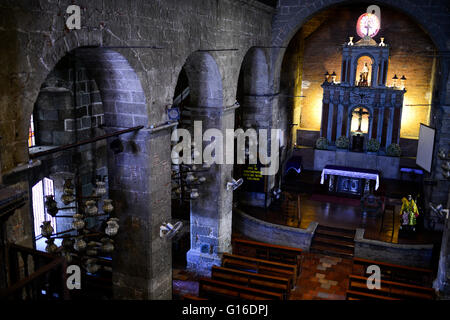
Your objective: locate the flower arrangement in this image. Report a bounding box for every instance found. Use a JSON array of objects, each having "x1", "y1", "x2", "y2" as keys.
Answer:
[
  {"x1": 386, "y1": 143, "x2": 402, "y2": 157},
  {"x1": 315, "y1": 137, "x2": 329, "y2": 150},
  {"x1": 366, "y1": 138, "x2": 380, "y2": 153},
  {"x1": 335, "y1": 136, "x2": 350, "y2": 149}
]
